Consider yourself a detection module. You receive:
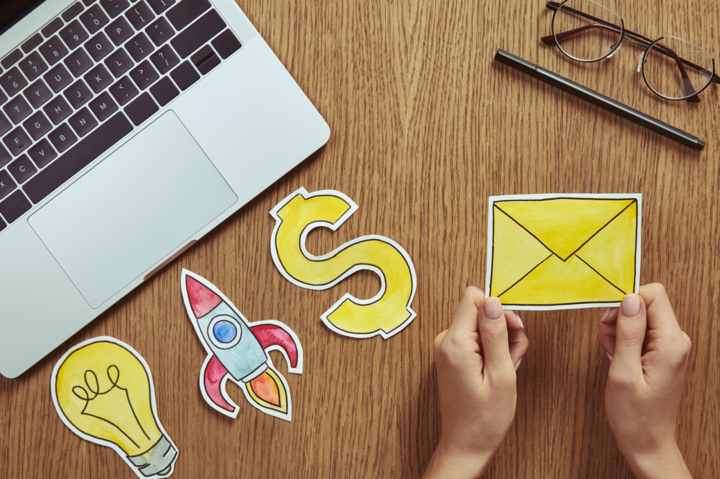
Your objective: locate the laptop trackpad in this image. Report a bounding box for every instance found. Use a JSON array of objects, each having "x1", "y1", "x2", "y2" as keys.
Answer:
[{"x1": 29, "y1": 112, "x2": 238, "y2": 308}]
